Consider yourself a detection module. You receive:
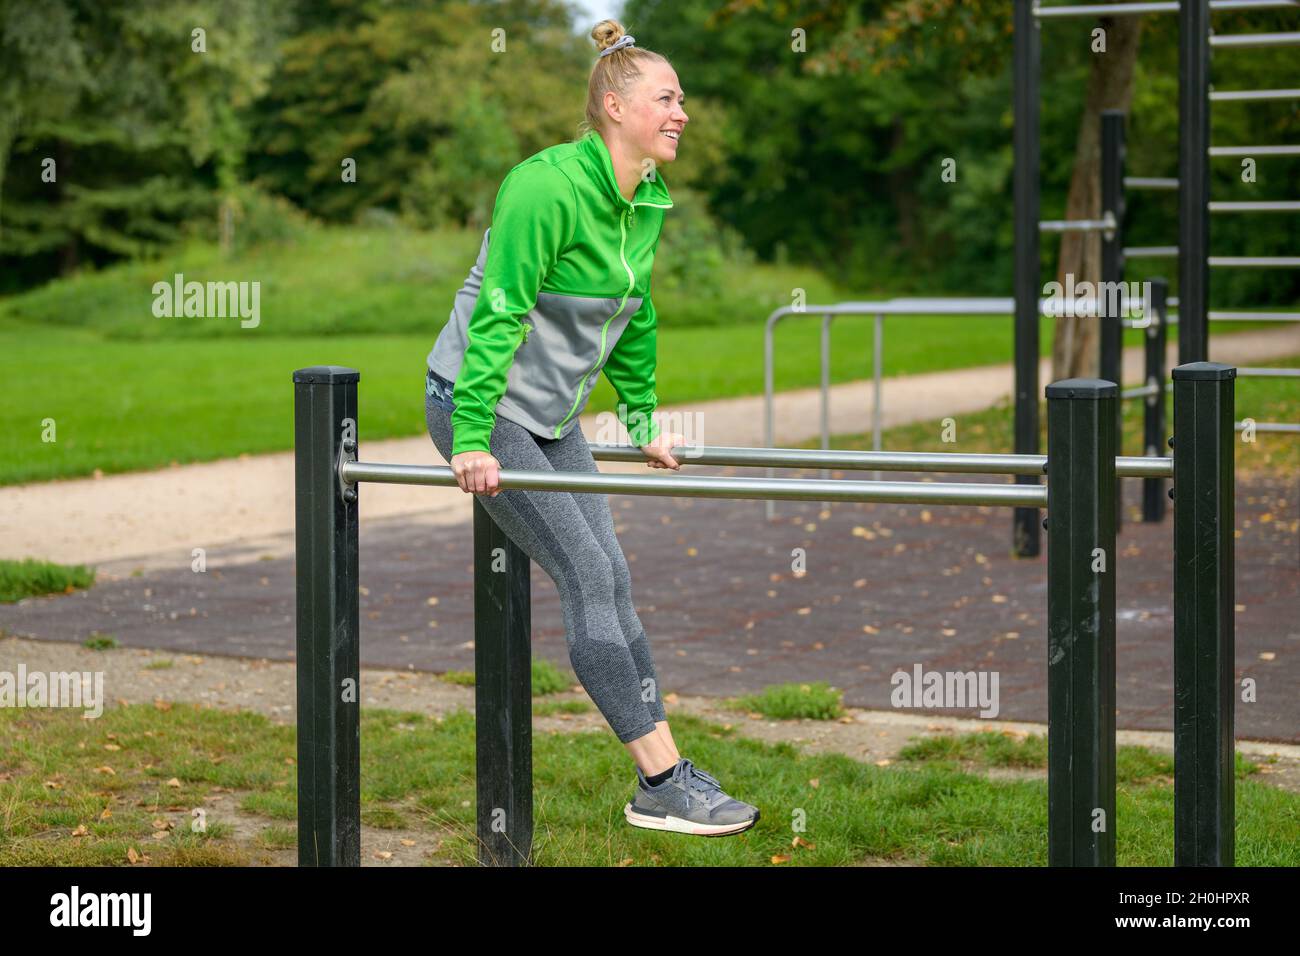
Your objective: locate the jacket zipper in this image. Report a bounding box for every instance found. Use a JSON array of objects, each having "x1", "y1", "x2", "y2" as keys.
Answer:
[{"x1": 552, "y1": 194, "x2": 673, "y2": 438}]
